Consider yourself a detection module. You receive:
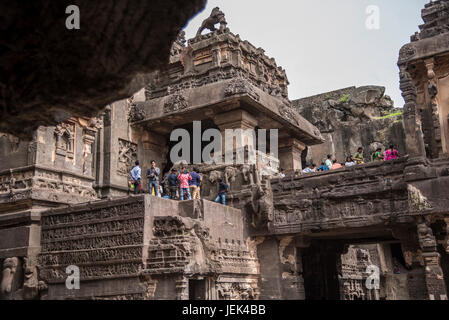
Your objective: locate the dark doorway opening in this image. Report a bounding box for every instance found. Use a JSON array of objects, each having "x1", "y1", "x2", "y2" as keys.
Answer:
[
  {"x1": 301, "y1": 241, "x2": 341, "y2": 300},
  {"x1": 189, "y1": 279, "x2": 206, "y2": 300},
  {"x1": 390, "y1": 243, "x2": 407, "y2": 269}
]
